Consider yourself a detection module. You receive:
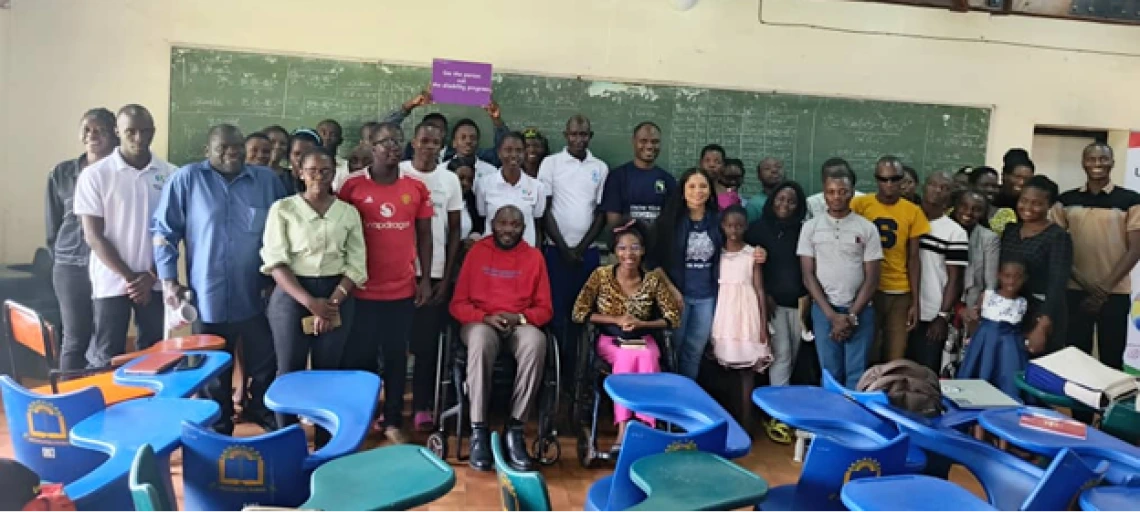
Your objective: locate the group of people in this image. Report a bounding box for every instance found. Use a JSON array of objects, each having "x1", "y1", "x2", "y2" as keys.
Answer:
[{"x1": 43, "y1": 92, "x2": 1137, "y2": 474}]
